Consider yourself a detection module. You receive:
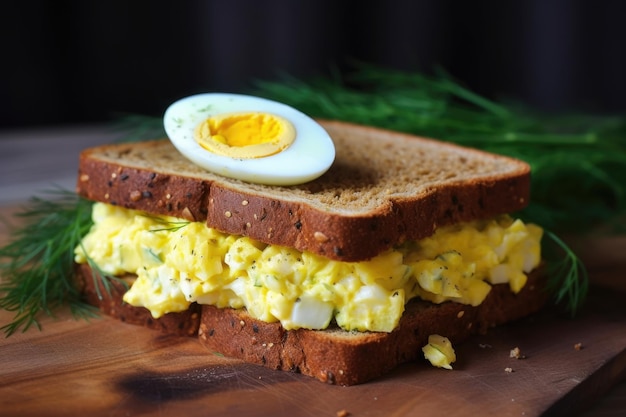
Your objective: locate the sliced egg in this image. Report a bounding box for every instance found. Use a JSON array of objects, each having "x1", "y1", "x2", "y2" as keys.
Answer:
[{"x1": 163, "y1": 93, "x2": 335, "y2": 185}]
